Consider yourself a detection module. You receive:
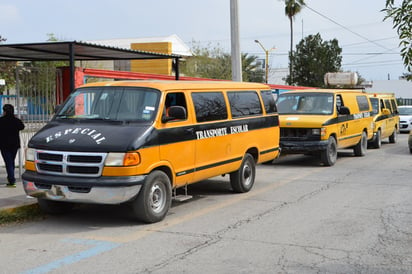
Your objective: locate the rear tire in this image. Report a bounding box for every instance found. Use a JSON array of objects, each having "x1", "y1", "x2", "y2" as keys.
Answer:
[
  {"x1": 320, "y1": 136, "x2": 337, "y2": 166},
  {"x1": 131, "y1": 170, "x2": 171, "y2": 223},
  {"x1": 37, "y1": 199, "x2": 74, "y2": 214},
  {"x1": 389, "y1": 129, "x2": 397, "y2": 143},
  {"x1": 354, "y1": 131, "x2": 367, "y2": 156},
  {"x1": 230, "y1": 153, "x2": 256, "y2": 193}
]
